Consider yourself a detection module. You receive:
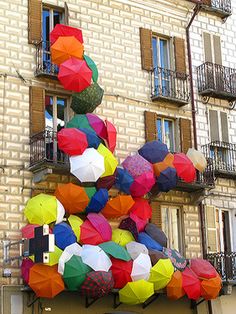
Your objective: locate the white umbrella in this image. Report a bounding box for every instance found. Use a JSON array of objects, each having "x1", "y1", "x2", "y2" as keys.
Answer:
[
  {"x1": 55, "y1": 200, "x2": 65, "y2": 224},
  {"x1": 80, "y1": 244, "x2": 112, "y2": 271},
  {"x1": 58, "y1": 243, "x2": 82, "y2": 274},
  {"x1": 131, "y1": 253, "x2": 152, "y2": 281},
  {"x1": 70, "y1": 148, "x2": 105, "y2": 182},
  {"x1": 187, "y1": 148, "x2": 207, "y2": 172},
  {"x1": 126, "y1": 241, "x2": 149, "y2": 260}
]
